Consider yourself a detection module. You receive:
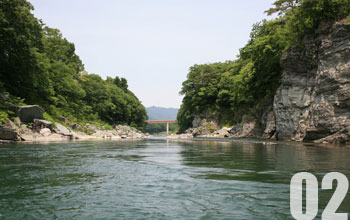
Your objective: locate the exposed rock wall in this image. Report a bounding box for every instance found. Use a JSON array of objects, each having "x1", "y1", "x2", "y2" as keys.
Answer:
[
  {"x1": 274, "y1": 19, "x2": 350, "y2": 143},
  {"x1": 176, "y1": 20, "x2": 350, "y2": 143},
  {"x1": 229, "y1": 120, "x2": 264, "y2": 138}
]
